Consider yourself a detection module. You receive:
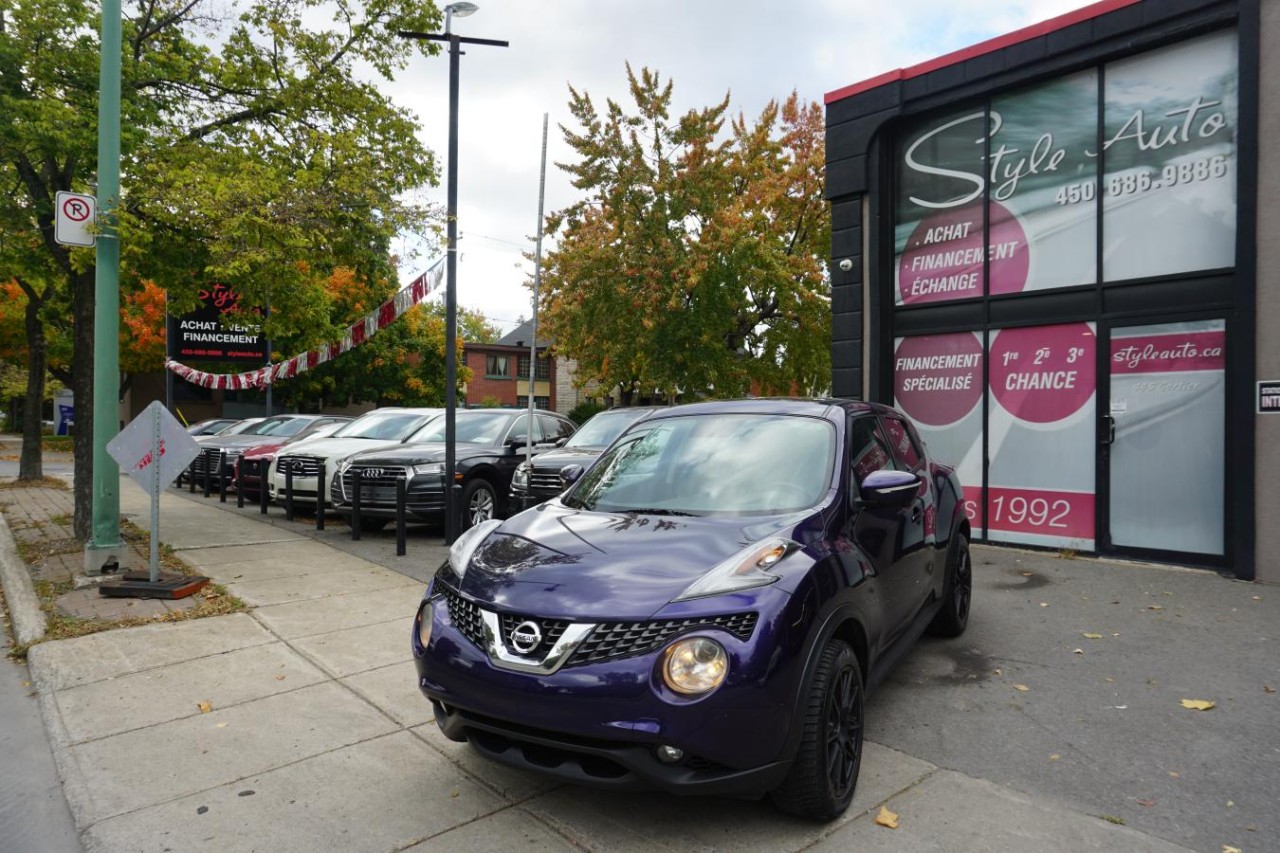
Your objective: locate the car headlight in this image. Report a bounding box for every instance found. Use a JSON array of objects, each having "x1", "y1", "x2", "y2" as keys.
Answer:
[
  {"x1": 412, "y1": 462, "x2": 444, "y2": 476},
  {"x1": 447, "y1": 519, "x2": 501, "y2": 579},
  {"x1": 674, "y1": 538, "x2": 798, "y2": 601},
  {"x1": 662, "y1": 637, "x2": 728, "y2": 695},
  {"x1": 417, "y1": 600, "x2": 434, "y2": 649},
  {"x1": 512, "y1": 462, "x2": 531, "y2": 489}
]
